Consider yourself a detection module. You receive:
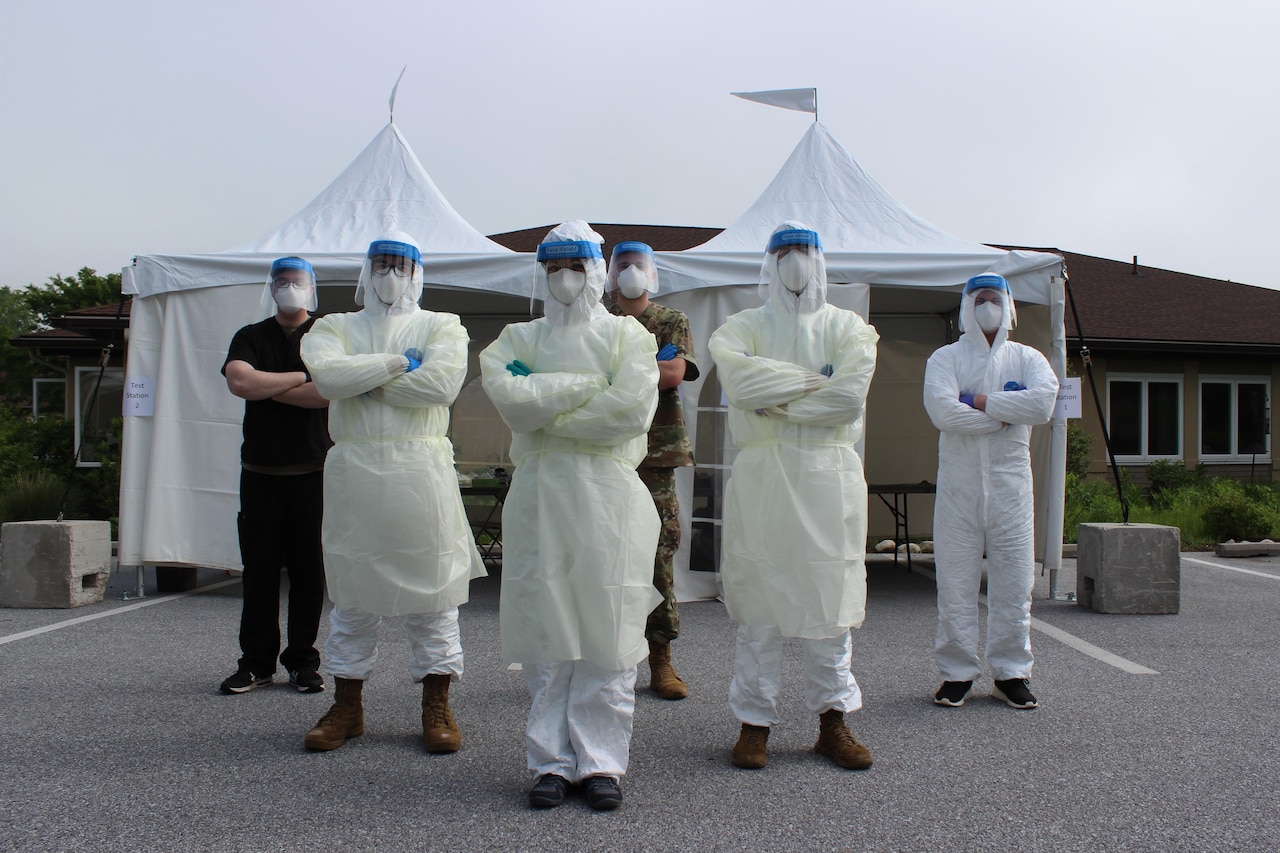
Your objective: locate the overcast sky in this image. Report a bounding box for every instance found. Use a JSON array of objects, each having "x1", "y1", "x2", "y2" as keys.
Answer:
[{"x1": 3, "y1": 0, "x2": 1277, "y2": 292}]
